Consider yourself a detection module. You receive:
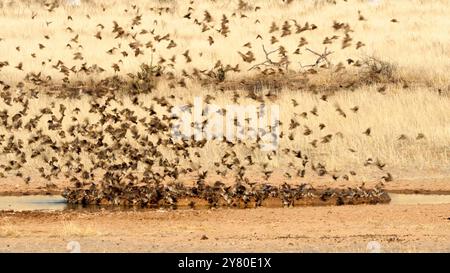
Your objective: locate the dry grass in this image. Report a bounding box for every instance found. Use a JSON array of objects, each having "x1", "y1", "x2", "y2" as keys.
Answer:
[
  {"x1": 59, "y1": 220, "x2": 101, "y2": 237},
  {"x1": 0, "y1": 0, "x2": 449, "y2": 188},
  {"x1": 0, "y1": 83, "x2": 449, "y2": 184},
  {"x1": 0, "y1": 0, "x2": 448, "y2": 86},
  {"x1": 0, "y1": 219, "x2": 20, "y2": 237}
]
